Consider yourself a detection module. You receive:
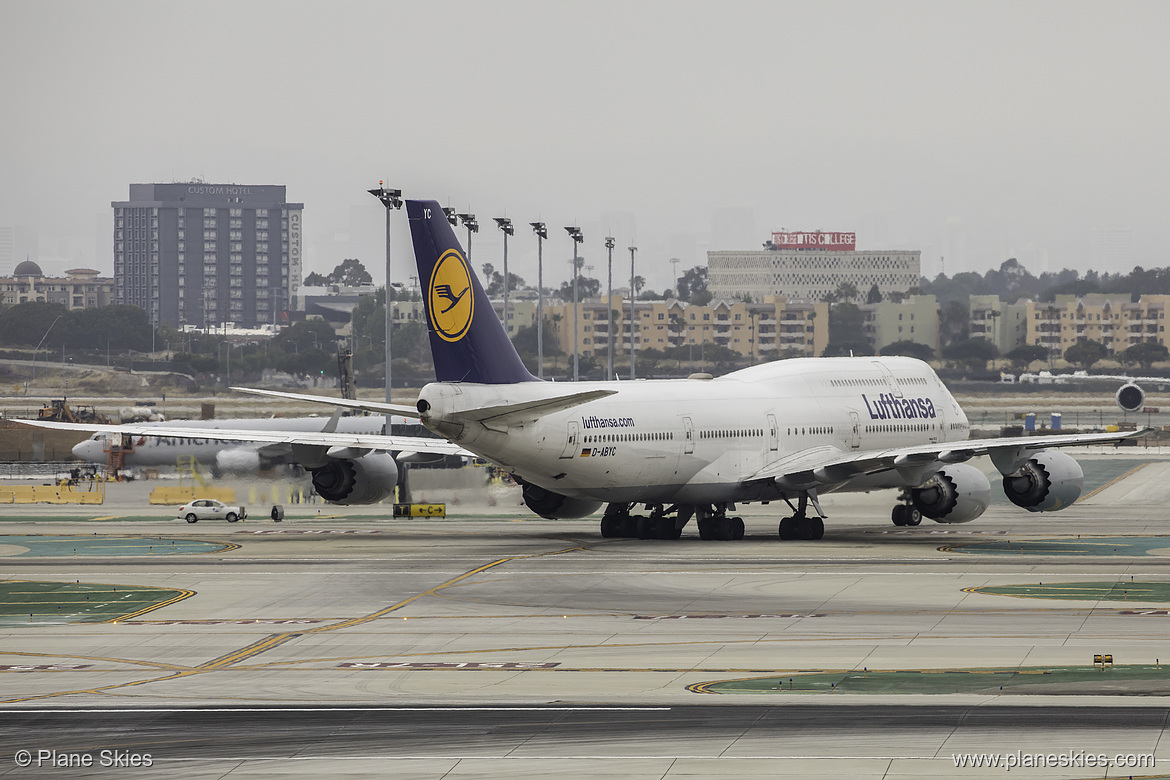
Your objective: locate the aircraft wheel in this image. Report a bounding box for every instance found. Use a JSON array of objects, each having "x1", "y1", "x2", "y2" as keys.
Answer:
[
  {"x1": 619, "y1": 516, "x2": 638, "y2": 538},
  {"x1": 658, "y1": 520, "x2": 683, "y2": 540},
  {"x1": 730, "y1": 517, "x2": 745, "y2": 541},
  {"x1": 186, "y1": 514, "x2": 198, "y2": 524},
  {"x1": 805, "y1": 517, "x2": 824, "y2": 540},
  {"x1": 905, "y1": 508, "x2": 922, "y2": 526},
  {"x1": 600, "y1": 515, "x2": 621, "y2": 538},
  {"x1": 226, "y1": 513, "x2": 239, "y2": 523},
  {"x1": 778, "y1": 516, "x2": 796, "y2": 540},
  {"x1": 891, "y1": 506, "x2": 907, "y2": 526},
  {"x1": 697, "y1": 518, "x2": 714, "y2": 540},
  {"x1": 636, "y1": 516, "x2": 653, "y2": 540}
]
